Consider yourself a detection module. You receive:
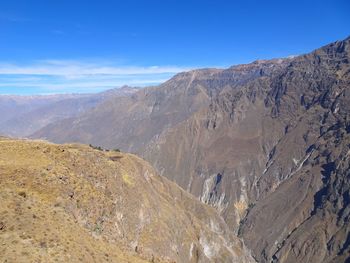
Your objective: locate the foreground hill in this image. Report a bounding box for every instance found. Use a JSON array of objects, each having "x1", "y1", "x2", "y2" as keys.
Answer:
[
  {"x1": 0, "y1": 137, "x2": 253, "y2": 262},
  {"x1": 32, "y1": 36, "x2": 350, "y2": 262}
]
